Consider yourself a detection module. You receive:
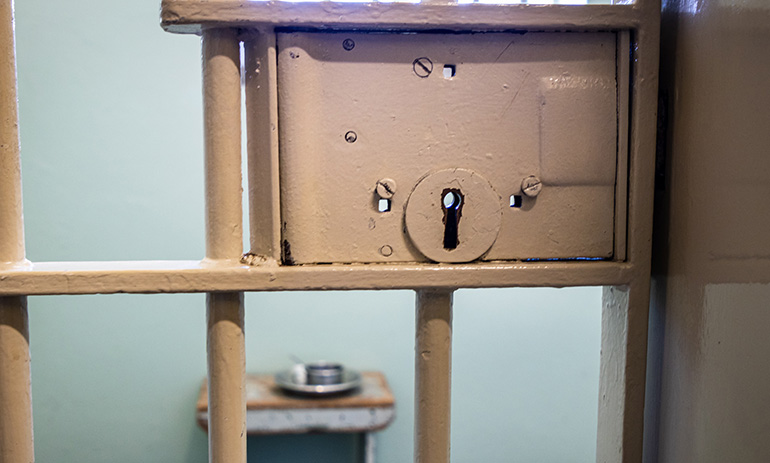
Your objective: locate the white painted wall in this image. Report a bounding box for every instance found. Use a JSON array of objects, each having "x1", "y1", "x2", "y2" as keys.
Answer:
[{"x1": 649, "y1": 0, "x2": 770, "y2": 461}]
